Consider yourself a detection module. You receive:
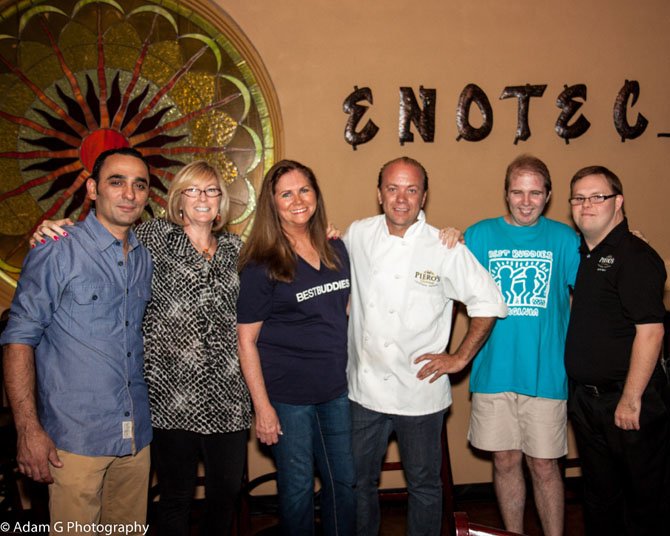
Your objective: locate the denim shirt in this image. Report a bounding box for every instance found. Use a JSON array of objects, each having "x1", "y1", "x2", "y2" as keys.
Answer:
[{"x1": 1, "y1": 212, "x2": 153, "y2": 456}]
